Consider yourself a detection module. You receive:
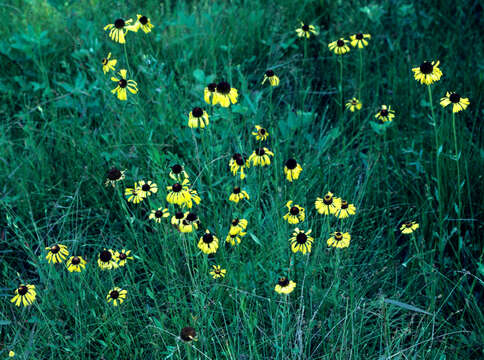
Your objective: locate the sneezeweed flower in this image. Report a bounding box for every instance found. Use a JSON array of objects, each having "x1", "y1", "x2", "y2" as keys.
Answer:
[
  {"x1": 327, "y1": 231, "x2": 351, "y2": 249},
  {"x1": 115, "y1": 249, "x2": 133, "y2": 267},
  {"x1": 440, "y1": 92, "x2": 470, "y2": 113},
  {"x1": 289, "y1": 228, "x2": 314, "y2": 254},
  {"x1": 284, "y1": 158, "x2": 302, "y2": 182},
  {"x1": 248, "y1": 147, "x2": 274, "y2": 167},
  {"x1": 97, "y1": 249, "x2": 119, "y2": 270},
  {"x1": 166, "y1": 179, "x2": 191, "y2": 206},
  {"x1": 105, "y1": 167, "x2": 126, "y2": 187},
  {"x1": 104, "y1": 18, "x2": 134, "y2": 44},
  {"x1": 111, "y1": 69, "x2": 138, "y2": 101},
  {"x1": 315, "y1": 192, "x2": 342, "y2": 215},
  {"x1": 375, "y1": 105, "x2": 395, "y2": 123},
  {"x1": 334, "y1": 200, "x2": 356, "y2": 219},
  {"x1": 45, "y1": 244, "x2": 69, "y2": 264},
  {"x1": 262, "y1": 70, "x2": 280, "y2": 87},
  {"x1": 102, "y1": 52, "x2": 117, "y2": 74},
  {"x1": 345, "y1": 98, "x2": 362, "y2": 112},
  {"x1": 229, "y1": 186, "x2": 250, "y2": 203},
  {"x1": 210, "y1": 265, "x2": 226, "y2": 279},
  {"x1": 138, "y1": 180, "x2": 158, "y2": 197},
  {"x1": 274, "y1": 277, "x2": 296, "y2": 294},
  {"x1": 226, "y1": 231, "x2": 246, "y2": 246},
  {"x1": 149, "y1": 208, "x2": 169, "y2": 223},
  {"x1": 229, "y1": 218, "x2": 248, "y2": 235},
  {"x1": 184, "y1": 188, "x2": 201, "y2": 209},
  {"x1": 125, "y1": 183, "x2": 145, "y2": 204},
  {"x1": 252, "y1": 125, "x2": 269, "y2": 141},
  {"x1": 328, "y1": 38, "x2": 350, "y2": 55},
  {"x1": 350, "y1": 33, "x2": 371, "y2": 48},
  {"x1": 179, "y1": 212, "x2": 200, "y2": 233},
  {"x1": 295, "y1": 22, "x2": 317, "y2": 38},
  {"x1": 169, "y1": 164, "x2": 189, "y2": 181},
  {"x1": 11, "y1": 284, "x2": 36, "y2": 307},
  {"x1": 204, "y1": 83, "x2": 217, "y2": 105},
  {"x1": 106, "y1": 287, "x2": 127, "y2": 306},
  {"x1": 283, "y1": 201, "x2": 305, "y2": 224},
  {"x1": 400, "y1": 221, "x2": 419, "y2": 234},
  {"x1": 198, "y1": 230, "x2": 219, "y2": 254},
  {"x1": 9, "y1": 351, "x2": 15, "y2": 357},
  {"x1": 412, "y1": 60, "x2": 443, "y2": 85},
  {"x1": 180, "y1": 326, "x2": 198, "y2": 342},
  {"x1": 132, "y1": 14, "x2": 154, "y2": 33},
  {"x1": 188, "y1": 107, "x2": 209, "y2": 128},
  {"x1": 214, "y1": 81, "x2": 238, "y2": 107},
  {"x1": 66, "y1": 256, "x2": 86, "y2": 273},
  {"x1": 171, "y1": 211, "x2": 185, "y2": 228},
  {"x1": 229, "y1": 153, "x2": 249, "y2": 179}
]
